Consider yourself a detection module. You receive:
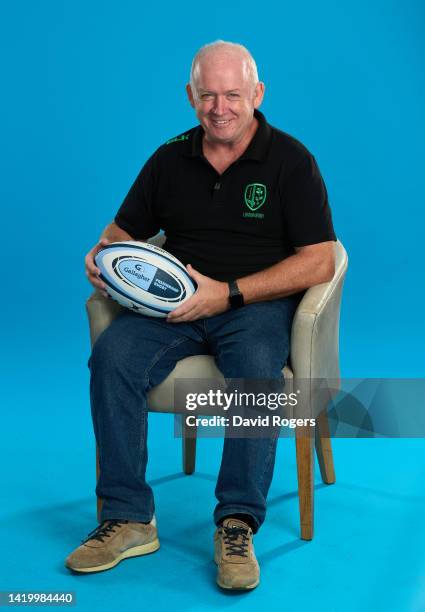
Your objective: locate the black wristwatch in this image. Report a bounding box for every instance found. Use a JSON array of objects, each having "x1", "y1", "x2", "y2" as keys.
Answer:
[{"x1": 228, "y1": 280, "x2": 245, "y2": 309}]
